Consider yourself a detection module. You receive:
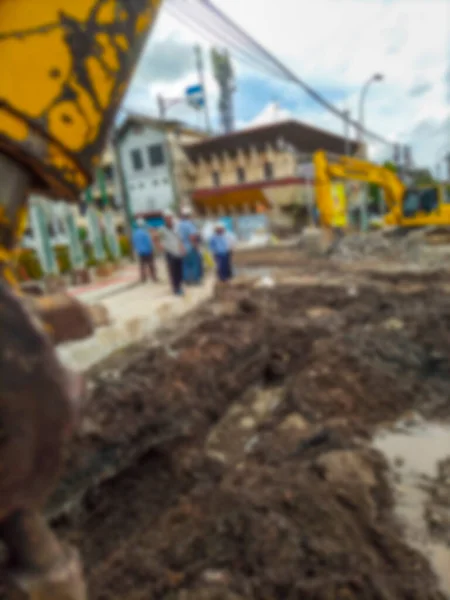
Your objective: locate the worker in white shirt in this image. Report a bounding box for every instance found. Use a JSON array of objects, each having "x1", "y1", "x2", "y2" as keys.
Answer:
[{"x1": 159, "y1": 210, "x2": 186, "y2": 296}]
